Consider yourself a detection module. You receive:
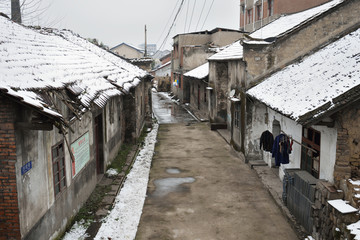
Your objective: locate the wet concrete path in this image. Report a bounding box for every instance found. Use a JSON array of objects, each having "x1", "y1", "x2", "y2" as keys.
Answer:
[
  {"x1": 136, "y1": 94, "x2": 298, "y2": 239},
  {"x1": 152, "y1": 92, "x2": 197, "y2": 124}
]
